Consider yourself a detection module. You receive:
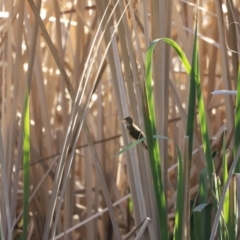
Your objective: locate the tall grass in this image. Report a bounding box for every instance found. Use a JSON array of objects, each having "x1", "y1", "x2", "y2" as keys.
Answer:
[{"x1": 1, "y1": 0, "x2": 240, "y2": 239}]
